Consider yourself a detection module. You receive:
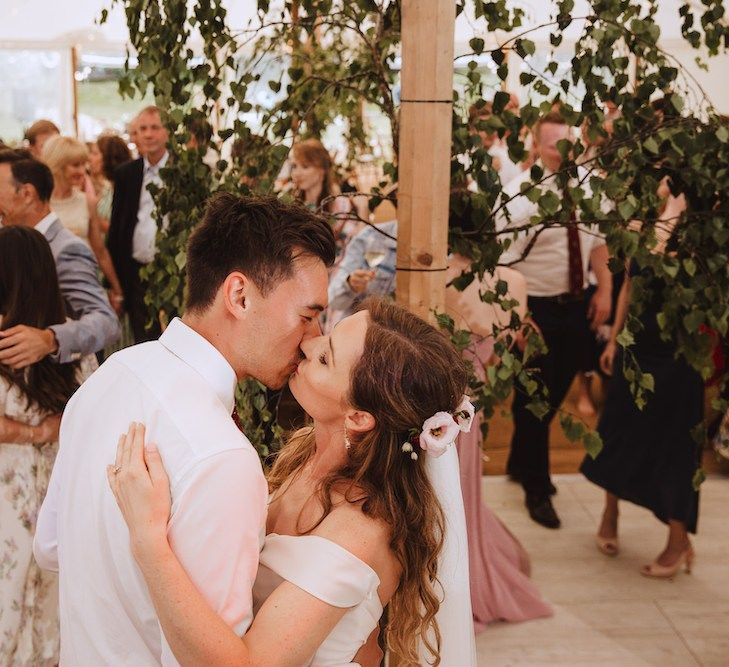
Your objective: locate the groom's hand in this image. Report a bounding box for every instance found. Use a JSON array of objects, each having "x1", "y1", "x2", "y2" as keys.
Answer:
[{"x1": 353, "y1": 625, "x2": 384, "y2": 667}]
